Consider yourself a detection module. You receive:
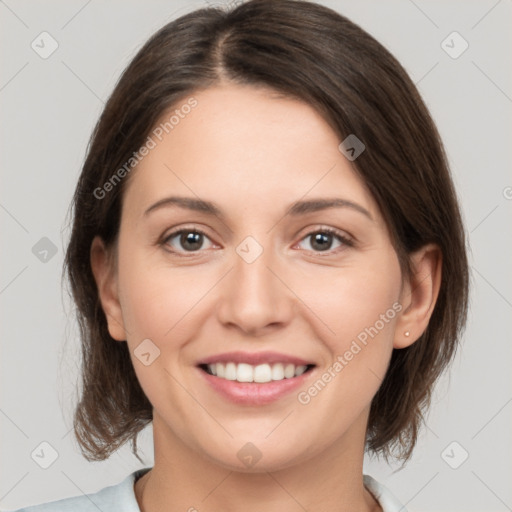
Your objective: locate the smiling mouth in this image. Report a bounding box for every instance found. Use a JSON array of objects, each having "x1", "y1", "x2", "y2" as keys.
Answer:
[{"x1": 198, "y1": 362, "x2": 316, "y2": 383}]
